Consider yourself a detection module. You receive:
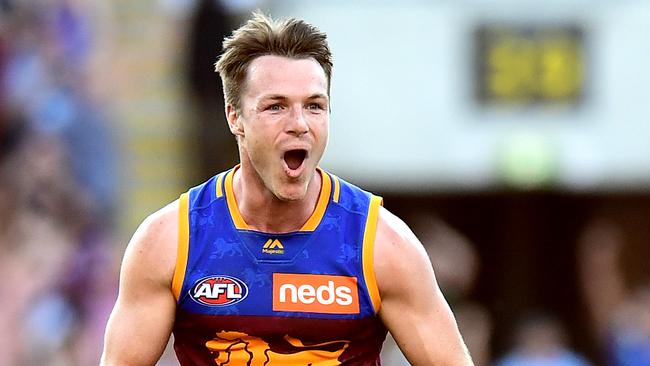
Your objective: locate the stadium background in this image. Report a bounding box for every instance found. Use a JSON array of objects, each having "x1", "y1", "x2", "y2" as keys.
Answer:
[{"x1": 1, "y1": 0, "x2": 649, "y2": 364}]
